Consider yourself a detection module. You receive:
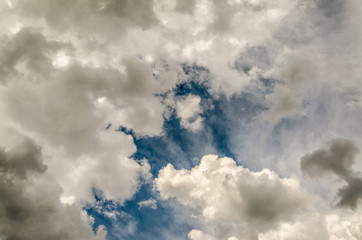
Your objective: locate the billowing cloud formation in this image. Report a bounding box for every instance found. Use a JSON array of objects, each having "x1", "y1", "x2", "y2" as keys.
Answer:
[
  {"x1": 0, "y1": 137, "x2": 106, "y2": 240},
  {"x1": 156, "y1": 154, "x2": 310, "y2": 239},
  {"x1": 301, "y1": 139, "x2": 362, "y2": 208}
]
